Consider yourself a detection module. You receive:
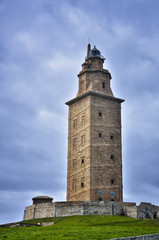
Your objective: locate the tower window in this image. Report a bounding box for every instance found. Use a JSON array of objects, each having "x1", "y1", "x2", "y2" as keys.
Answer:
[
  {"x1": 81, "y1": 177, "x2": 85, "y2": 188},
  {"x1": 73, "y1": 119, "x2": 77, "y2": 129},
  {"x1": 102, "y1": 82, "x2": 105, "y2": 89},
  {"x1": 81, "y1": 135, "x2": 85, "y2": 146},
  {"x1": 72, "y1": 159, "x2": 76, "y2": 170},
  {"x1": 111, "y1": 179, "x2": 114, "y2": 184},
  {"x1": 110, "y1": 155, "x2": 114, "y2": 160},
  {"x1": 81, "y1": 115, "x2": 85, "y2": 126},
  {"x1": 99, "y1": 112, "x2": 102, "y2": 117},
  {"x1": 99, "y1": 133, "x2": 102, "y2": 138},
  {"x1": 111, "y1": 192, "x2": 115, "y2": 197},
  {"x1": 81, "y1": 182, "x2": 84, "y2": 187},
  {"x1": 87, "y1": 65, "x2": 90, "y2": 69},
  {"x1": 81, "y1": 158, "x2": 85, "y2": 165},
  {"x1": 98, "y1": 190, "x2": 103, "y2": 195},
  {"x1": 72, "y1": 179, "x2": 76, "y2": 190},
  {"x1": 80, "y1": 81, "x2": 84, "y2": 91},
  {"x1": 110, "y1": 135, "x2": 113, "y2": 140},
  {"x1": 73, "y1": 138, "x2": 77, "y2": 150}
]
